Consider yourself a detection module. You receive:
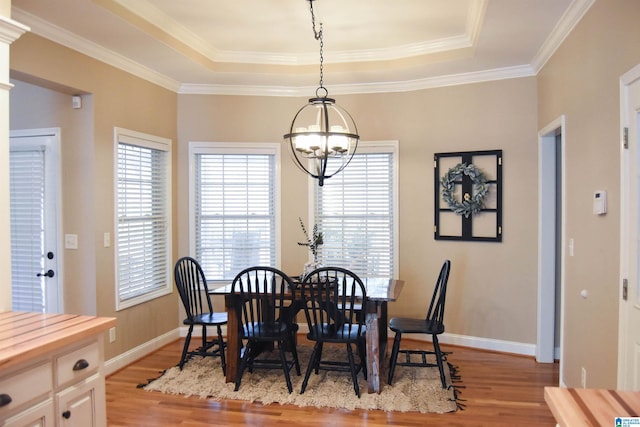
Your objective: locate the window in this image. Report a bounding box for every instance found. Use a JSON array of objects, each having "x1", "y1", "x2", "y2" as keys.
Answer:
[
  {"x1": 314, "y1": 141, "x2": 398, "y2": 279},
  {"x1": 115, "y1": 128, "x2": 172, "y2": 310},
  {"x1": 189, "y1": 142, "x2": 280, "y2": 284}
]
